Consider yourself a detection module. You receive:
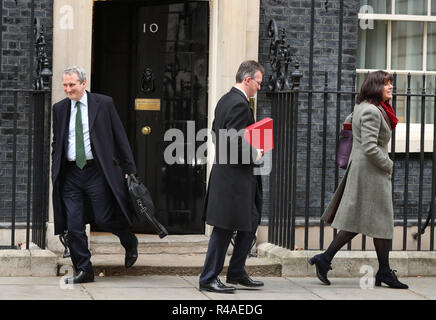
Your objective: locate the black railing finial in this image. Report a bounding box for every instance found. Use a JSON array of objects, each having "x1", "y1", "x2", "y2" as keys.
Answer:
[
  {"x1": 291, "y1": 60, "x2": 303, "y2": 90},
  {"x1": 267, "y1": 19, "x2": 296, "y2": 92},
  {"x1": 34, "y1": 18, "x2": 52, "y2": 90}
]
